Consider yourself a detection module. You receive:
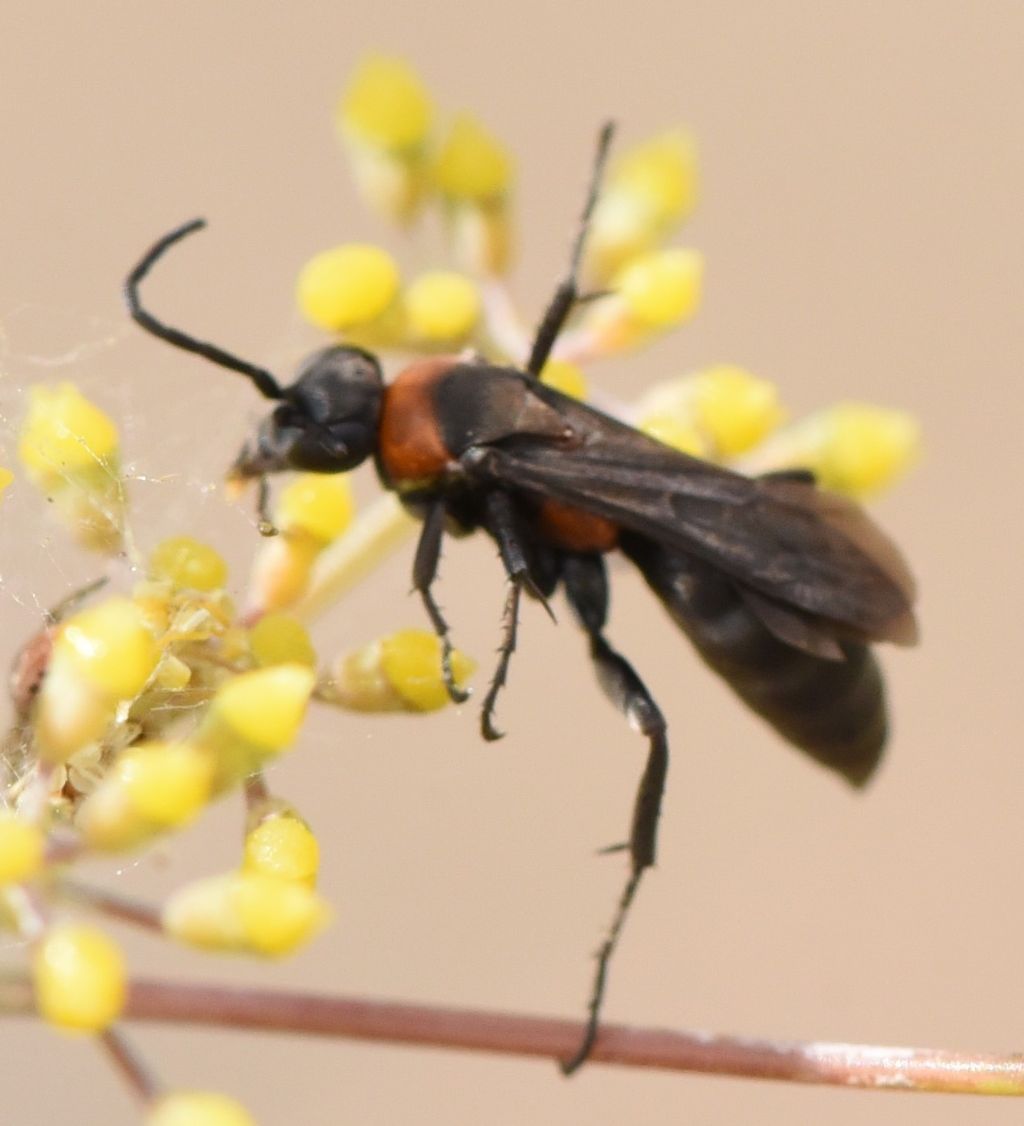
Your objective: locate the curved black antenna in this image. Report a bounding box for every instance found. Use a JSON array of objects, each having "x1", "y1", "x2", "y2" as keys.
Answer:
[{"x1": 125, "y1": 218, "x2": 285, "y2": 401}]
